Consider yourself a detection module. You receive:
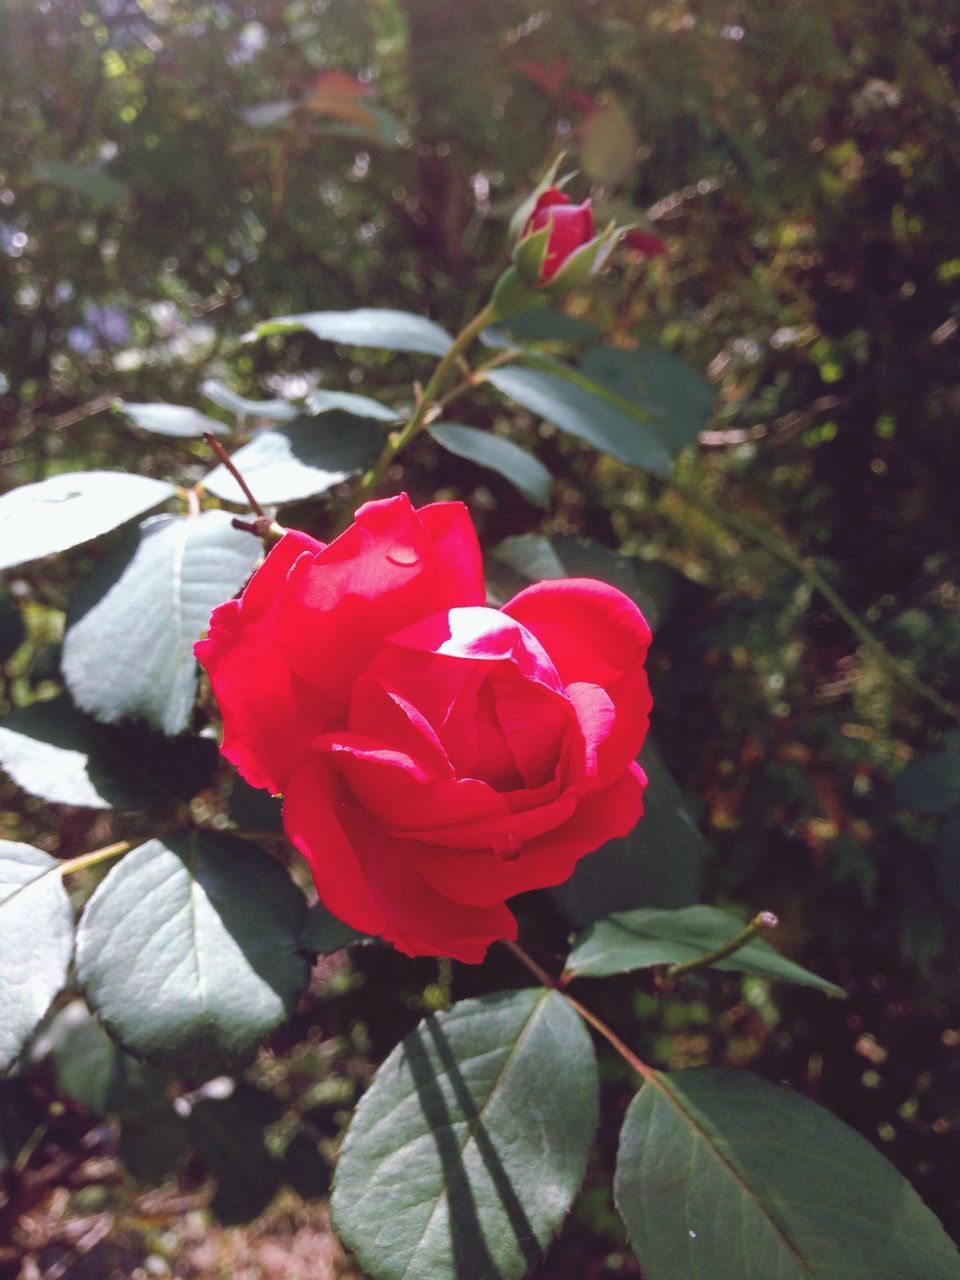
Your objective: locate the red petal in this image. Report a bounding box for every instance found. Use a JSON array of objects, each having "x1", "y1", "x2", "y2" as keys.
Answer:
[{"x1": 413, "y1": 762, "x2": 647, "y2": 907}]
